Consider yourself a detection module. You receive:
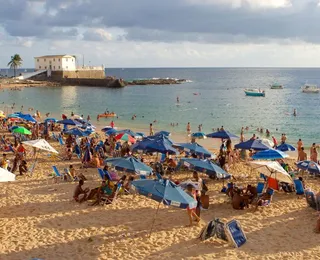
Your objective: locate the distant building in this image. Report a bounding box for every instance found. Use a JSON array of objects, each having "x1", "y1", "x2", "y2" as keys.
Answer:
[{"x1": 34, "y1": 54, "x2": 76, "y2": 71}]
